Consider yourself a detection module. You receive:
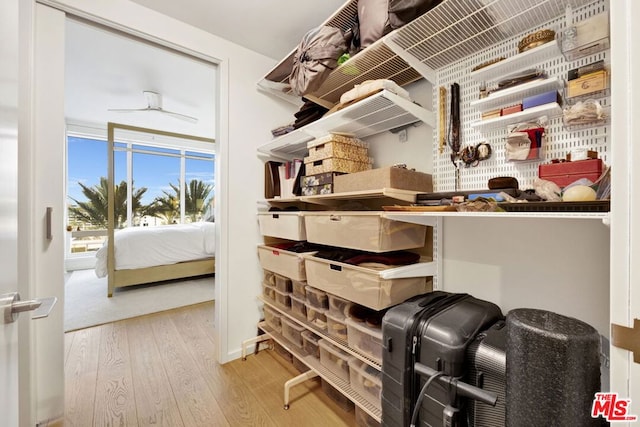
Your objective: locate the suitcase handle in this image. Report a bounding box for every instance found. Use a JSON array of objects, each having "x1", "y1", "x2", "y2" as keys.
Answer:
[{"x1": 414, "y1": 362, "x2": 498, "y2": 406}]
